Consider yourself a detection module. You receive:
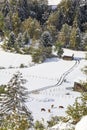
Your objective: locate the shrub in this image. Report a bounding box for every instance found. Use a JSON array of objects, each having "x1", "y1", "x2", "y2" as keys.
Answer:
[
  {"x1": 20, "y1": 64, "x2": 27, "y2": 68},
  {"x1": 47, "y1": 116, "x2": 59, "y2": 127},
  {"x1": 0, "y1": 85, "x2": 6, "y2": 94},
  {"x1": 66, "y1": 93, "x2": 87, "y2": 124},
  {"x1": 34, "y1": 121, "x2": 45, "y2": 130},
  {"x1": 32, "y1": 48, "x2": 45, "y2": 63}
]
